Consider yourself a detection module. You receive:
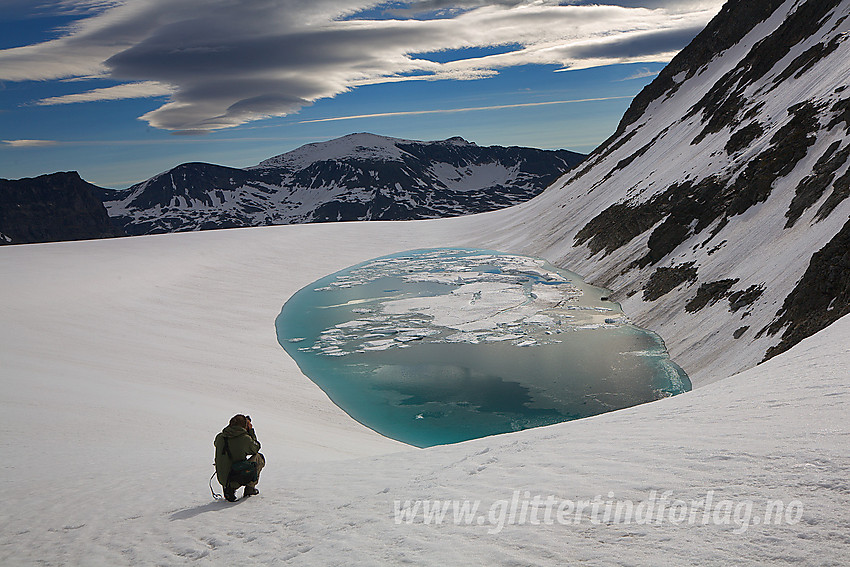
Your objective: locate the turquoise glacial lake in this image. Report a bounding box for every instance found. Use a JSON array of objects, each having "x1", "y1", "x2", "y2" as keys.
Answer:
[{"x1": 276, "y1": 248, "x2": 690, "y2": 447}]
